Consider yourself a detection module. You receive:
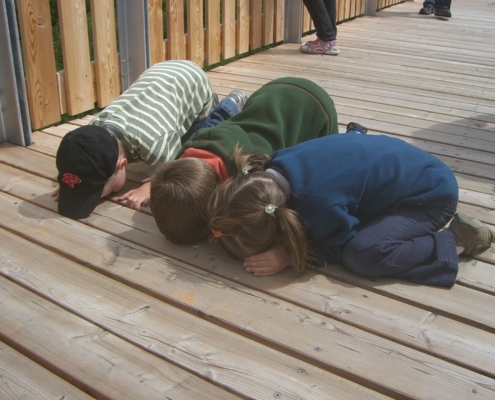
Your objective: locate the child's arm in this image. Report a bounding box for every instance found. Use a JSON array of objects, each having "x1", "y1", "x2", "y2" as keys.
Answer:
[
  {"x1": 118, "y1": 182, "x2": 151, "y2": 210},
  {"x1": 244, "y1": 244, "x2": 290, "y2": 276}
]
